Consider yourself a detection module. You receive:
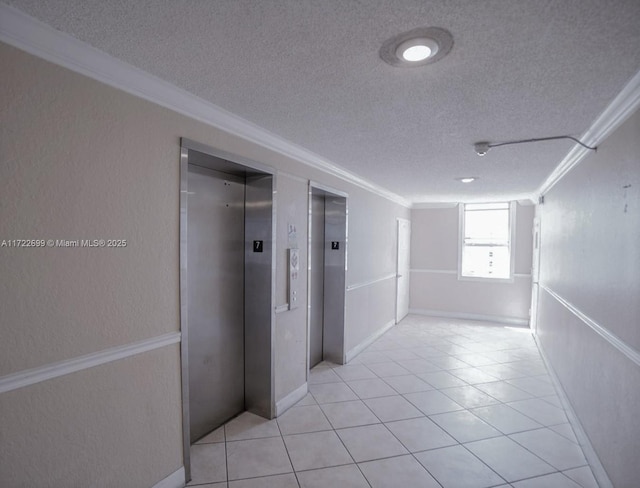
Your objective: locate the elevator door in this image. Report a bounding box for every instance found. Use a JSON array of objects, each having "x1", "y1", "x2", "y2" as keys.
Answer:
[
  {"x1": 309, "y1": 194, "x2": 325, "y2": 367},
  {"x1": 187, "y1": 165, "x2": 245, "y2": 442}
]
